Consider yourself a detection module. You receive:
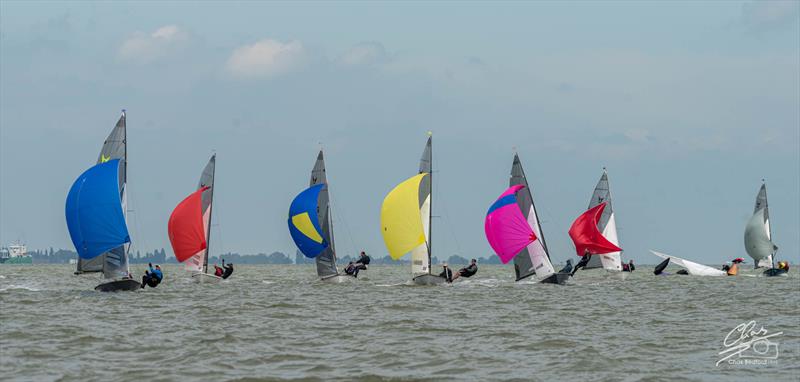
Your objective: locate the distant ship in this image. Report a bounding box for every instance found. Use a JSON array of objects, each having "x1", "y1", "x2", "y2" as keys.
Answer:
[{"x1": 0, "y1": 242, "x2": 32, "y2": 264}]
